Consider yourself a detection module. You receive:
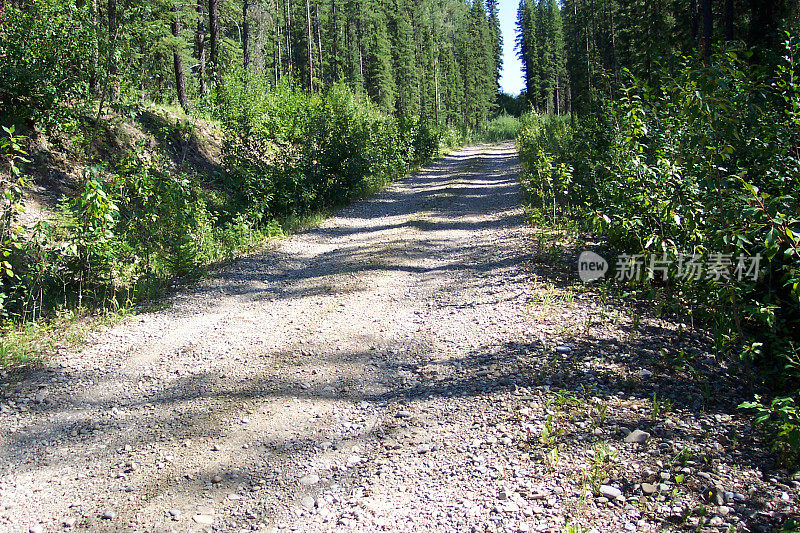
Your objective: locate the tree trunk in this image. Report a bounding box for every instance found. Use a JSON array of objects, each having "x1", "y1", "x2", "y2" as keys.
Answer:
[
  {"x1": 434, "y1": 54, "x2": 440, "y2": 123},
  {"x1": 209, "y1": 0, "x2": 219, "y2": 81},
  {"x1": 690, "y1": 0, "x2": 699, "y2": 47},
  {"x1": 243, "y1": 0, "x2": 250, "y2": 69},
  {"x1": 724, "y1": 0, "x2": 734, "y2": 40},
  {"x1": 305, "y1": 0, "x2": 313, "y2": 90},
  {"x1": 276, "y1": 6, "x2": 283, "y2": 79},
  {"x1": 108, "y1": 0, "x2": 119, "y2": 101},
  {"x1": 286, "y1": 0, "x2": 292, "y2": 73},
  {"x1": 702, "y1": 0, "x2": 713, "y2": 60},
  {"x1": 90, "y1": 0, "x2": 99, "y2": 94},
  {"x1": 331, "y1": 0, "x2": 339, "y2": 81},
  {"x1": 748, "y1": 0, "x2": 774, "y2": 47},
  {"x1": 173, "y1": 4, "x2": 189, "y2": 111},
  {"x1": 195, "y1": 0, "x2": 207, "y2": 94},
  {"x1": 585, "y1": 0, "x2": 591, "y2": 103},
  {"x1": 316, "y1": 2, "x2": 323, "y2": 86},
  {"x1": 610, "y1": 1, "x2": 618, "y2": 85}
]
